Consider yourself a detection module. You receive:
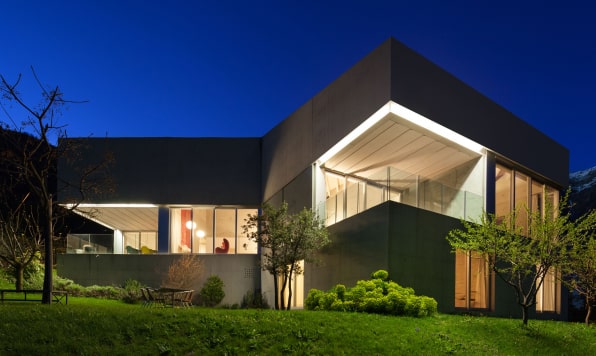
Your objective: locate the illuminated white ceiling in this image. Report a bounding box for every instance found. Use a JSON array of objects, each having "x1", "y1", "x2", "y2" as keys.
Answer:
[
  {"x1": 72, "y1": 206, "x2": 158, "y2": 231},
  {"x1": 321, "y1": 105, "x2": 484, "y2": 188}
]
